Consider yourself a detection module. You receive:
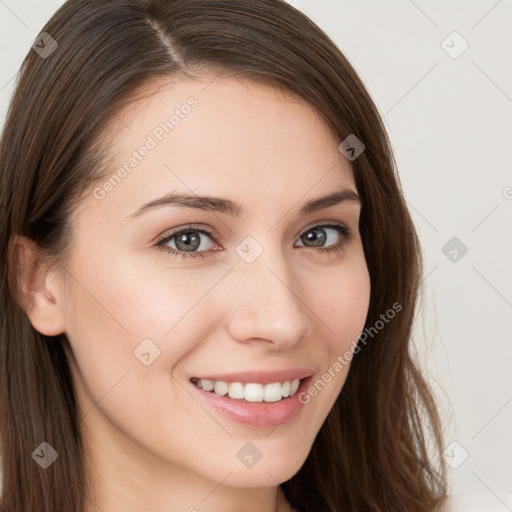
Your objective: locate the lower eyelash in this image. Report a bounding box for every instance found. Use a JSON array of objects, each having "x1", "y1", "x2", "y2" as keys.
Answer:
[
  {"x1": 319, "y1": 243, "x2": 345, "y2": 255},
  {"x1": 163, "y1": 249, "x2": 206, "y2": 259}
]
